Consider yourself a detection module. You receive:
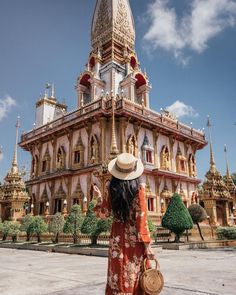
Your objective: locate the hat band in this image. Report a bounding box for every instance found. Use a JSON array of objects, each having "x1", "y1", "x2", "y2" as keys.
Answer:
[{"x1": 115, "y1": 160, "x2": 138, "y2": 174}]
